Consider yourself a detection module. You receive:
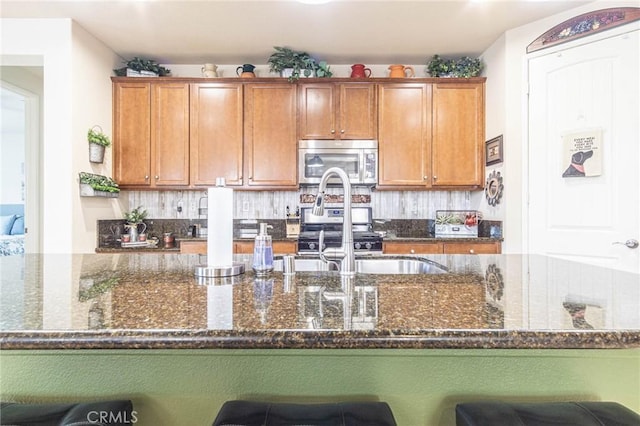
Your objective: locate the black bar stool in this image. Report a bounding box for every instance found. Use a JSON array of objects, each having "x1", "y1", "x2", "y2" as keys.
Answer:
[
  {"x1": 455, "y1": 401, "x2": 640, "y2": 426},
  {"x1": 0, "y1": 399, "x2": 134, "y2": 425},
  {"x1": 212, "y1": 400, "x2": 397, "y2": 426}
]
